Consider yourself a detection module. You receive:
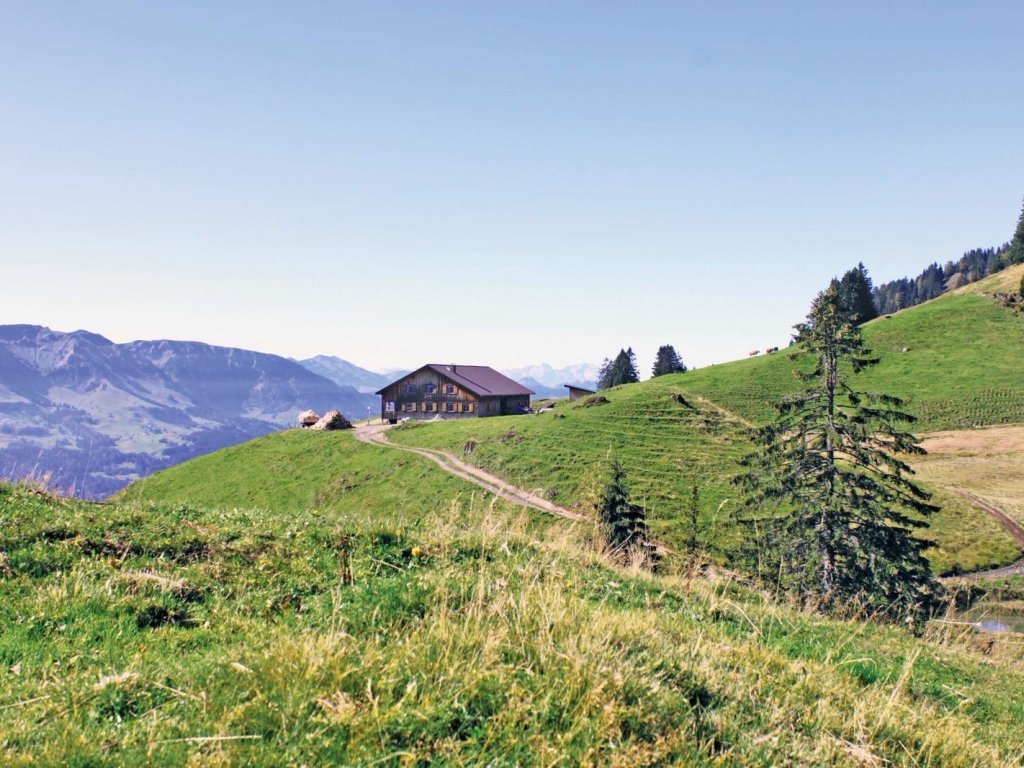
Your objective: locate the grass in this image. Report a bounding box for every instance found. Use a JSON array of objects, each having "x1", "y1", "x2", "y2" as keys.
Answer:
[
  {"x1": 915, "y1": 426, "x2": 1024, "y2": 529},
  {"x1": 678, "y1": 264, "x2": 1024, "y2": 433},
  {"x1": 116, "y1": 429, "x2": 510, "y2": 524},
  {"x1": 389, "y1": 385, "x2": 1019, "y2": 575},
  {"x1": 393, "y1": 379, "x2": 749, "y2": 550},
  {"x1": 3, "y1": 479, "x2": 1024, "y2": 765},
  {"x1": 387, "y1": 271, "x2": 1024, "y2": 575}
]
